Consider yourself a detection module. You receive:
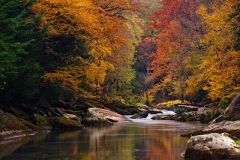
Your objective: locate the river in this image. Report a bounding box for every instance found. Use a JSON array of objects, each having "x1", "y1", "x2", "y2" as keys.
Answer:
[{"x1": 0, "y1": 110, "x2": 206, "y2": 160}]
